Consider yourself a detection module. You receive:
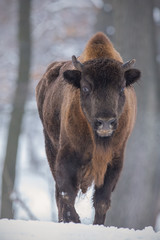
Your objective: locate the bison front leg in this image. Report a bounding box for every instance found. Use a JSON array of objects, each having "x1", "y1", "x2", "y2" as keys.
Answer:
[
  {"x1": 93, "y1": 156, "x2": 123, "y2": 225},
  {"x1": 55, "y1": 146, "x2": 80, "y2": 223}
]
